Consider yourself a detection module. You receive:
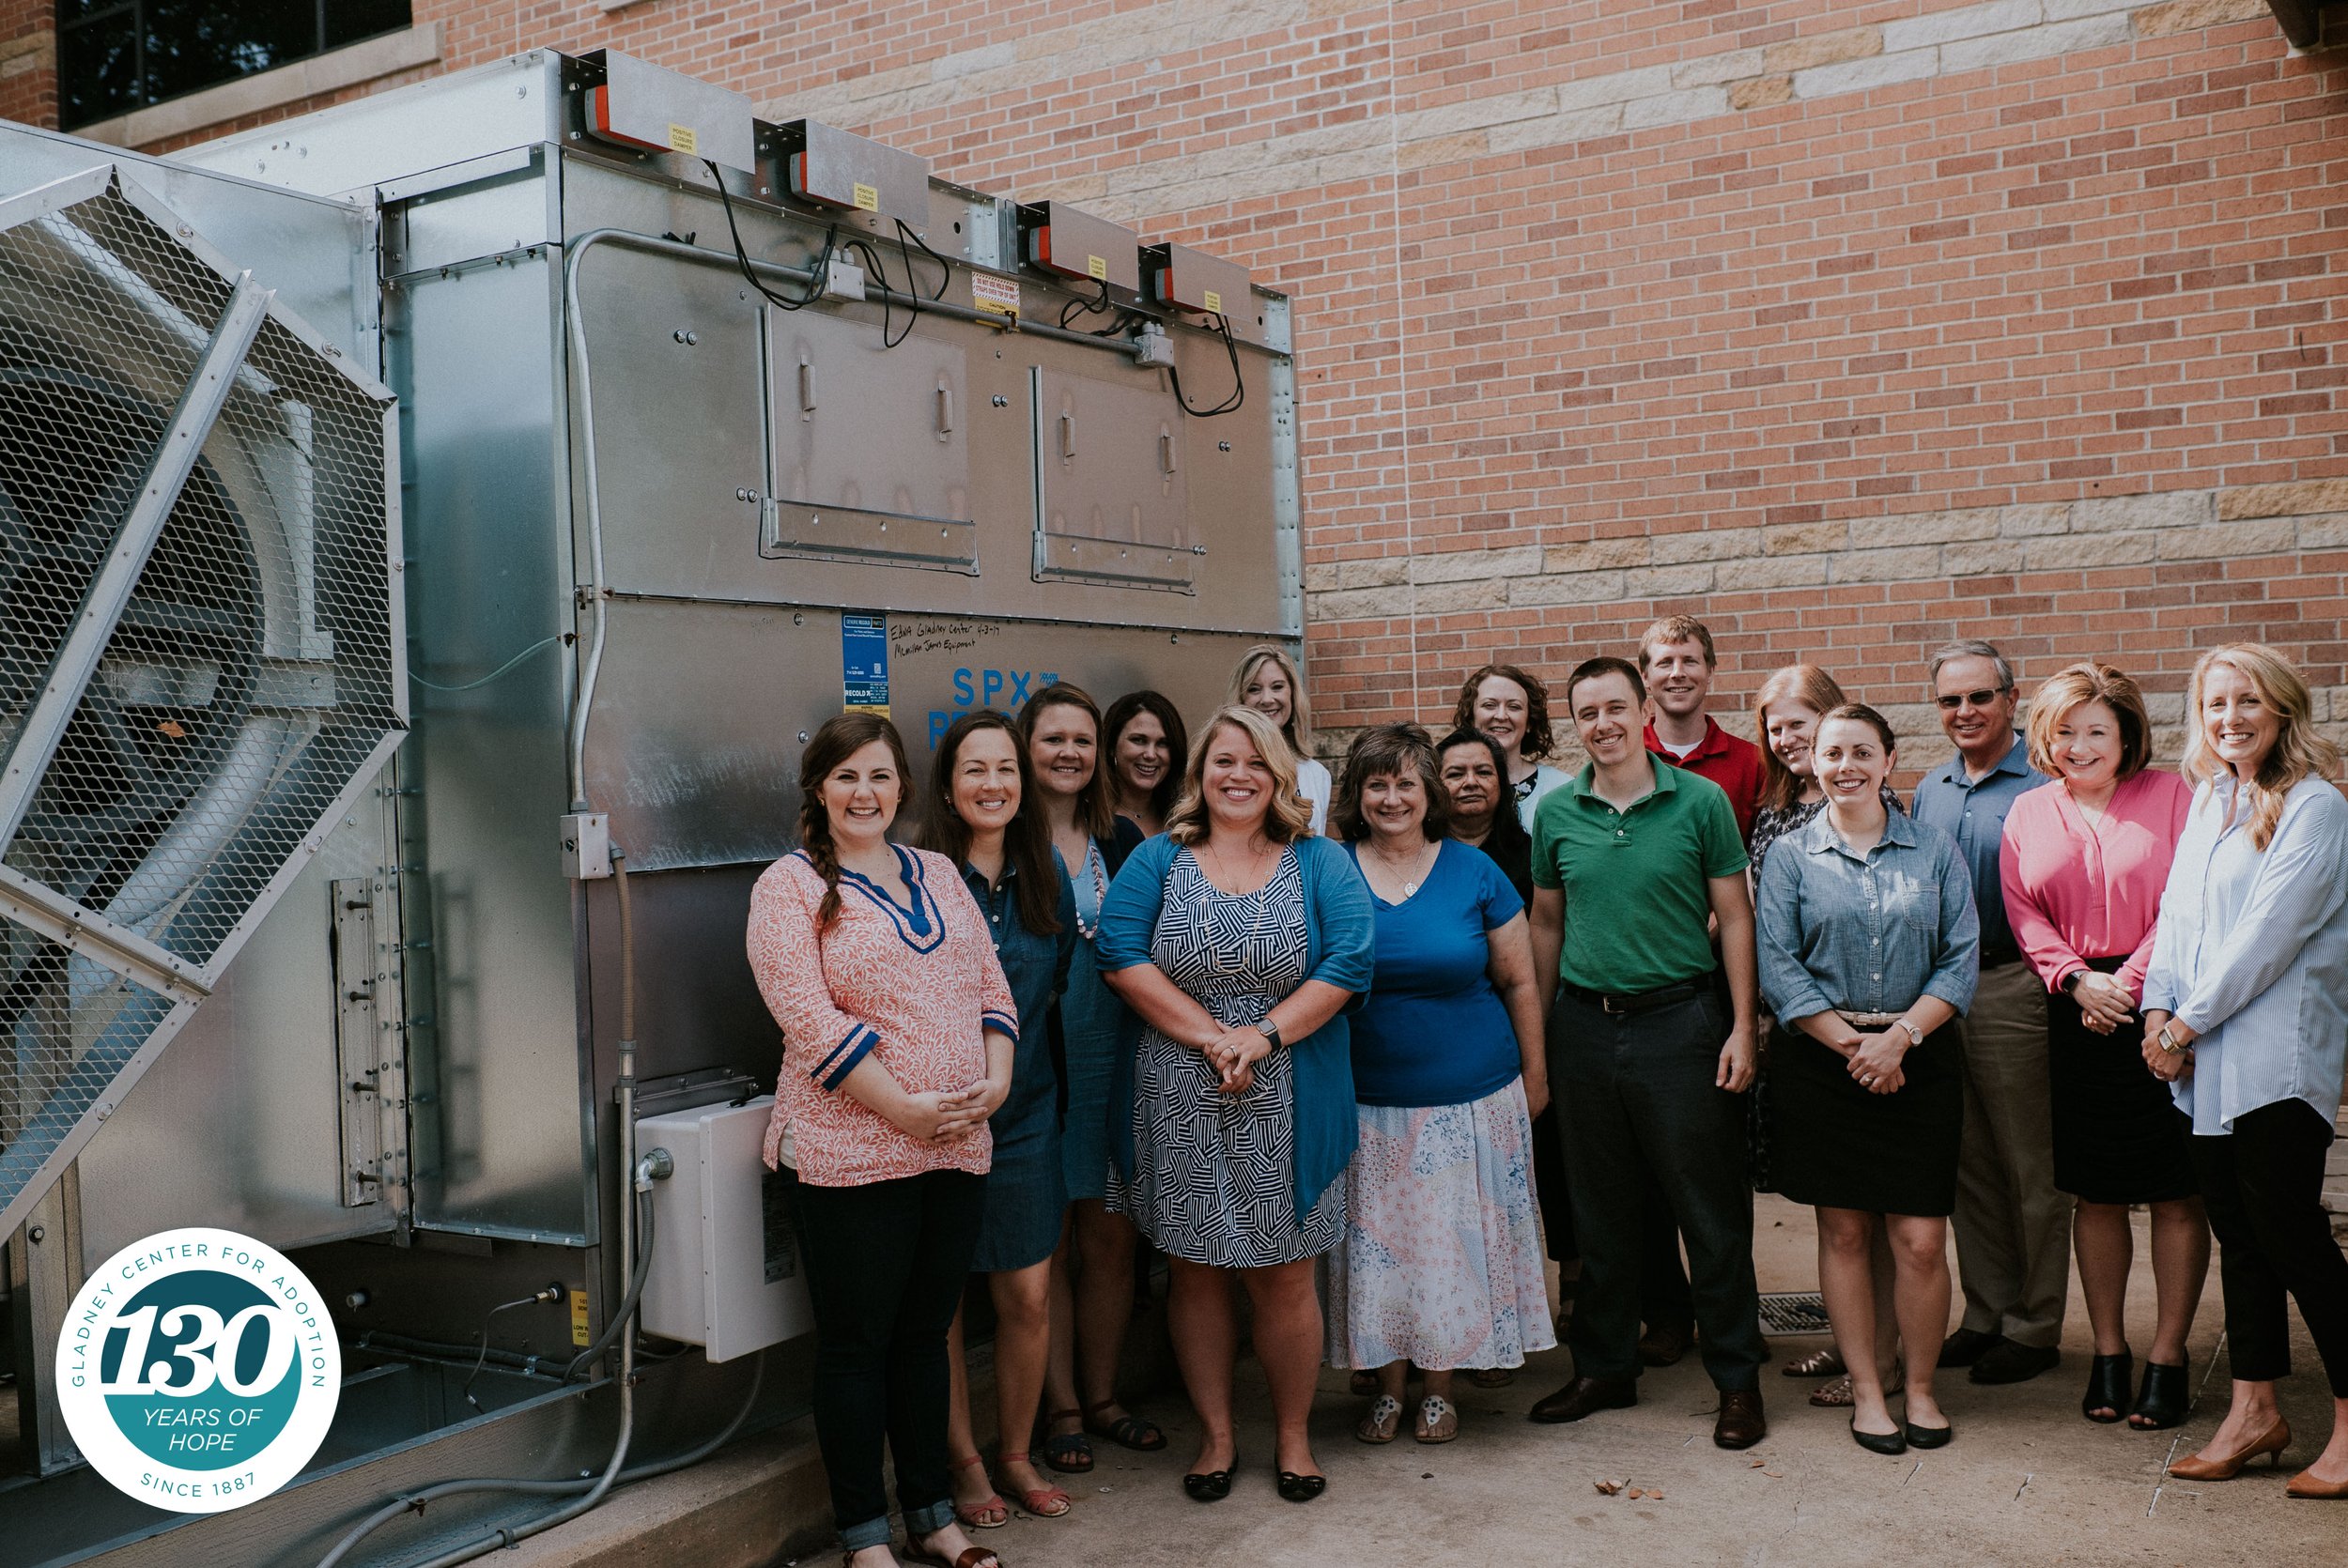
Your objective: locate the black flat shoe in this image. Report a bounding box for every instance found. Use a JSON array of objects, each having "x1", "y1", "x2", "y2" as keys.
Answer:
[
  {"x1": 2129, "y1": 1360, "x2": 2189, "y2": 1430},
  {"x1": 2083, "y1": 1350, "x2": 2133, "y2": 1423},
  {"x1": 1905, "y1": 1422, "x2": 1954, "y2": 1450},
  {"x1": 1182, "y1": 1451, "x2": 1236, "y2": 1502},
  {"x1": 1850, "y1": 1417, "x2": 1907, "y2": 1455},
  {"x1": 1275, "y1": 1468, "x2": 1327, "y2": 1503}
]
